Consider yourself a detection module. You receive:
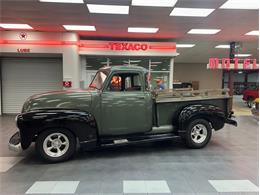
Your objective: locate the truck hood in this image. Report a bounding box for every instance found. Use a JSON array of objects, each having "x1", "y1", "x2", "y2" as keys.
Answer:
[{"x1": 22, "y1": 89, "x2": 93, "y2": 113}]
